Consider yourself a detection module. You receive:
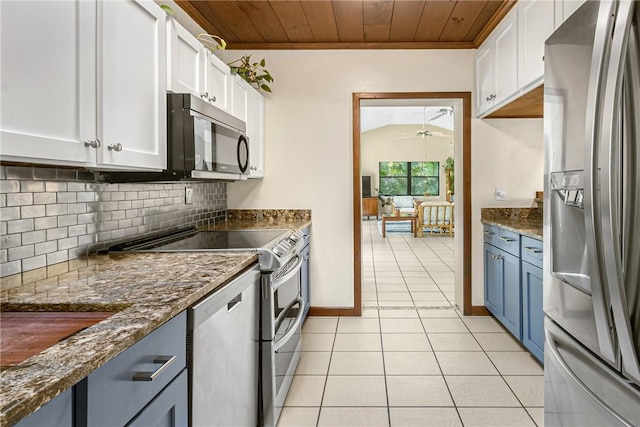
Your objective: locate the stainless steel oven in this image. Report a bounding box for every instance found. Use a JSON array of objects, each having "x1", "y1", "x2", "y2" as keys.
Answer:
[{"x1": 260, "y1": 254, "x2": 305, "y2": 427}]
